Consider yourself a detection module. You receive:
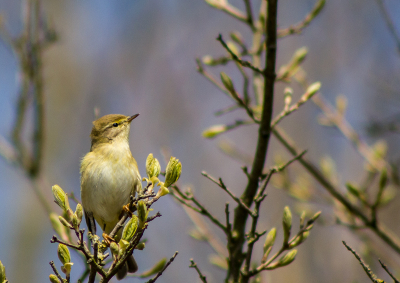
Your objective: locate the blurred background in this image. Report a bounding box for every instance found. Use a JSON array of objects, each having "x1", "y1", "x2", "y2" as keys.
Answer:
[{"x1": 0, "y1": 0, "x2": 400, "y2": 282}]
